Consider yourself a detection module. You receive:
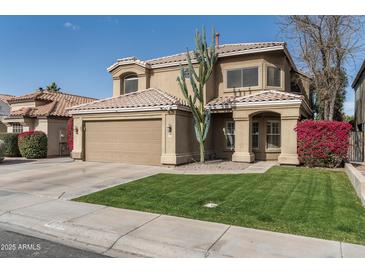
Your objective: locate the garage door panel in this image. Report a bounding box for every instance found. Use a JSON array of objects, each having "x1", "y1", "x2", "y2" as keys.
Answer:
[{"x1": 85, "y1": 119, "x2": 162, "y2": 165}]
